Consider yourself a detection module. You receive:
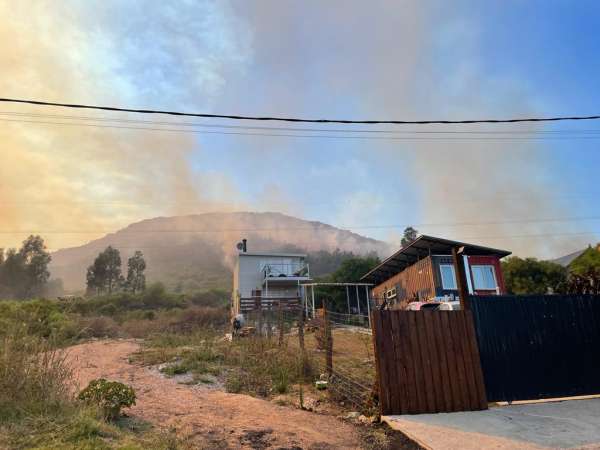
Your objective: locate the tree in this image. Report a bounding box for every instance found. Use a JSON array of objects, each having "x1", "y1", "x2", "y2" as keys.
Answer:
[
  {"x1": 0, "y1": 235, "x2": 51, "y2": 299},
  {"x1": 569, "y1": 245, "x2": 600, "y2": 276},
  {"x1": 317, "y1": 254, "x2": 381, "y2": 312},
  {"x1": 86, "y1": 246, "x2": 123, "y2": 295},
  {"x1": 19, "y1": 235, "x2": 52, "y2": 297},
  {"x1": 330, "y1": 254, "x2": 381, "y2": 283},
  {"x1": 502, "y1": 257, "x2": 567, "y2": 295},
  {"x1": 126, "y1": 251, "x2": 146, "y2": 294},
  {"x1": 565, "y1": 245, "x2": 600, "y2": 294},
  {"x1": 401, "y1": 226, "x2": 418, "y2": 247}
]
